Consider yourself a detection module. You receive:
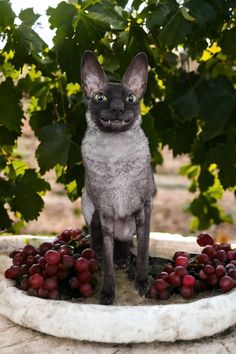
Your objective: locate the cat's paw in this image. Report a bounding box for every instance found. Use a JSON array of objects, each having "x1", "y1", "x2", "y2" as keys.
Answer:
[
  {"x1": 135, "y1": 277, "x2": 150, "y2": 296},
  {"x1": 99, "y1": 290, "x2": 115, "y2": 305}
]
